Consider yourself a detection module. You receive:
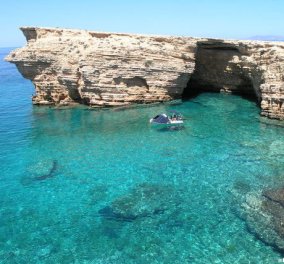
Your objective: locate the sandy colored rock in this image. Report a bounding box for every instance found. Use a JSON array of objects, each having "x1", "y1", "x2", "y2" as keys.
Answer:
[{"x1": 5, "y1": 27, "x2": 284, "y2": 119}]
